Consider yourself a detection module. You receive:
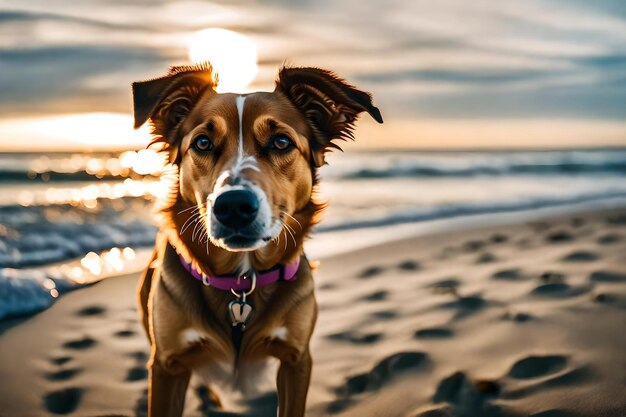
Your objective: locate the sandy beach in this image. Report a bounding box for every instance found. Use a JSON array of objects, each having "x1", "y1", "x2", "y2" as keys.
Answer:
[{"x1": 0, "y1": 207, "x2": 625, "y2": 417}]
